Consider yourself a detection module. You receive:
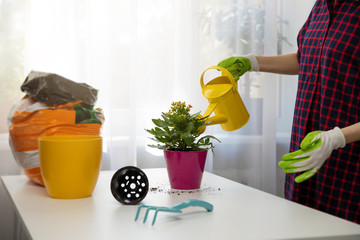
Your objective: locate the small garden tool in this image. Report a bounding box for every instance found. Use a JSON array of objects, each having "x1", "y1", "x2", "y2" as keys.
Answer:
[
  {"x1": 134, "y1": 199, "x2": 214, "y2": 225},
  {"x1": 200, "y1": 66, "x2": 250, "y2": 132}
]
